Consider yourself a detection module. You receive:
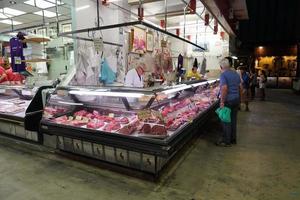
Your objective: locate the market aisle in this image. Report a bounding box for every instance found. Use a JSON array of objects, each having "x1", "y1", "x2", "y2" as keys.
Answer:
[{"x1": 0, "y1": 89, "x2": 299, "y2": 200}]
